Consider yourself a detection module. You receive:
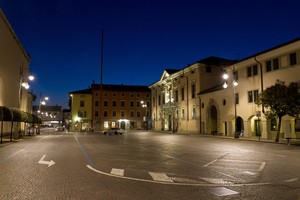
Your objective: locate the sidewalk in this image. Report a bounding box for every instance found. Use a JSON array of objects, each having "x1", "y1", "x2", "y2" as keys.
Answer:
[{"x1": 160, "y1": 131, "x2": 300, "y2": 146}]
